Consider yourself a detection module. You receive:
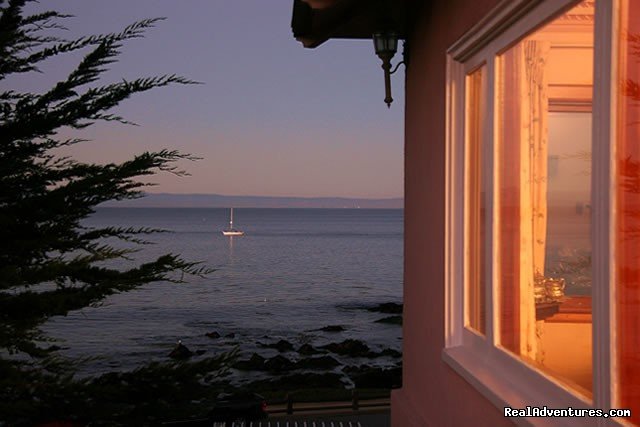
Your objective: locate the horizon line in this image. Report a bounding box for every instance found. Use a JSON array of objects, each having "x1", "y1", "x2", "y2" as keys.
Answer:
[{"x1": 143, "y1": 192, "x2": 404, "y2": 200}]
